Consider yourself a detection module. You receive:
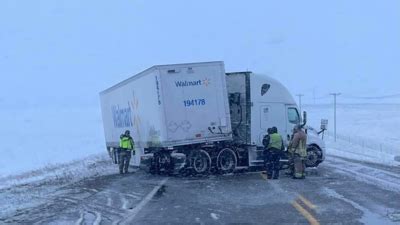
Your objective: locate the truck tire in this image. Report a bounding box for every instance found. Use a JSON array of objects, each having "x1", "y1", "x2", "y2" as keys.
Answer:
[
  {"x1": 217, "y1": 148, "x2": 237, "y2": 174},
  {"x1": 305, "y1": 146, "x2": 322, "y2": 168},
  {"x1": 158, "y1": 151, "x2": 173, "y2": 175},
  {"x1": 190, "y1": 150, "x2": 211, "y2": 175}
]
